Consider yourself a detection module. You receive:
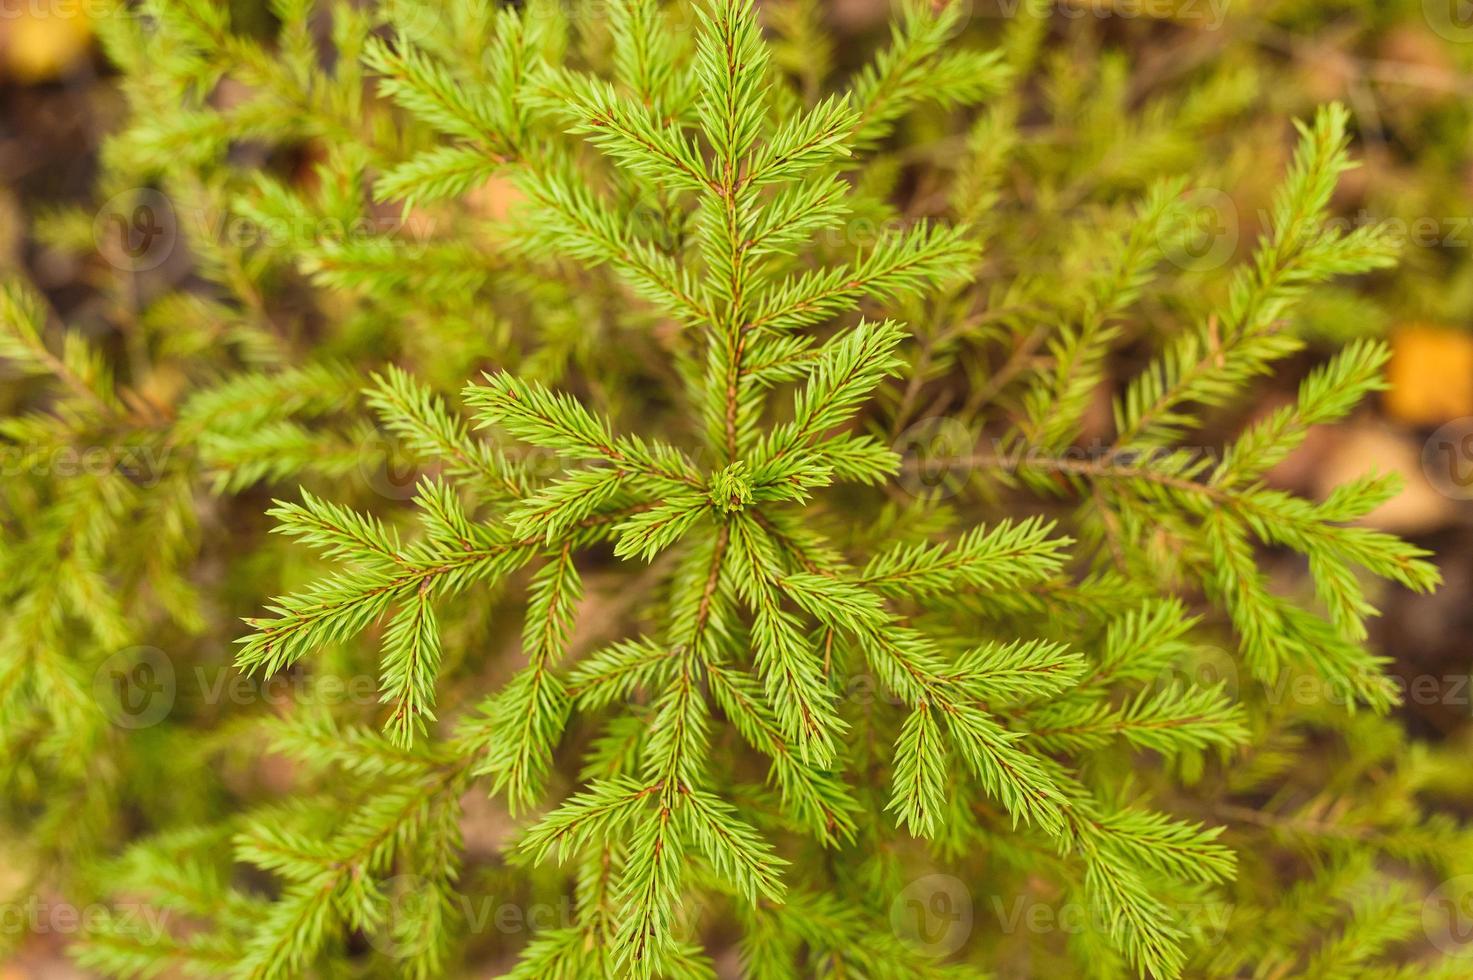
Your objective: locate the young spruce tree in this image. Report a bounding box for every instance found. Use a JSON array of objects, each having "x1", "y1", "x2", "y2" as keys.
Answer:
[{"x1": 1, "y1": 0, "x2": 1467, "y2": 978}]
